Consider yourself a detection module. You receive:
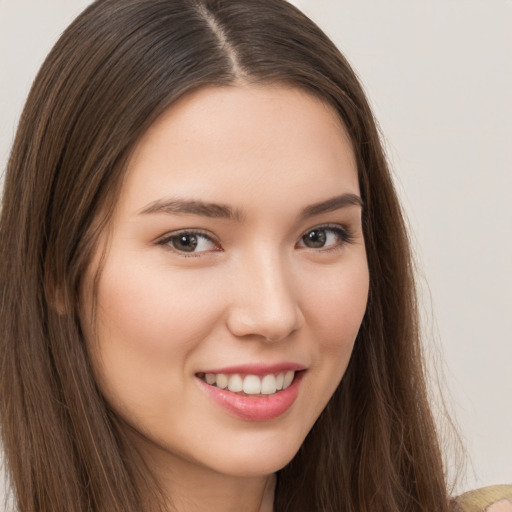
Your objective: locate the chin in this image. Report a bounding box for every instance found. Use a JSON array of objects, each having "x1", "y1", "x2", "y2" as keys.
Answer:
[{"x1": 202, "y1": 428, "x2": 308, "y2": 478}]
